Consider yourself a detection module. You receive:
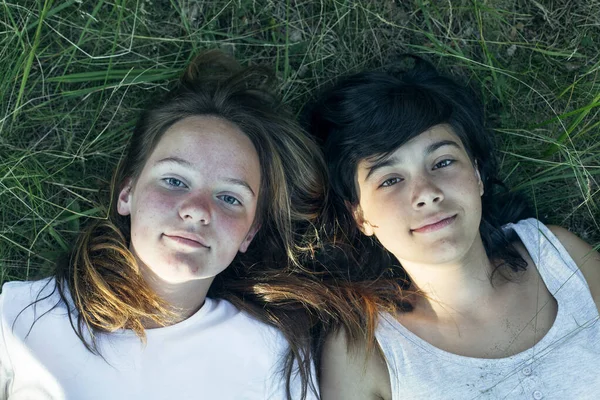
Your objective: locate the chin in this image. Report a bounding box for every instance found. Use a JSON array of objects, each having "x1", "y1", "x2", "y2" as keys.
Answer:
[
  {"x1": 145, "y1": 259, "x2": 207, "y2": 284},
  {"x1": 429, "y1": 244, "x2": 471, "y2": 264},
  {"x1": 166, "y1": 265, "x2": 216, "y2": 283},
  {"x1": 403, "y1": 241, "x2": 468, "y2": 265}
]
